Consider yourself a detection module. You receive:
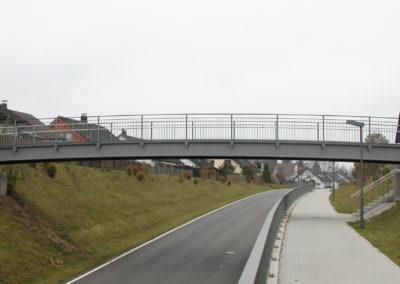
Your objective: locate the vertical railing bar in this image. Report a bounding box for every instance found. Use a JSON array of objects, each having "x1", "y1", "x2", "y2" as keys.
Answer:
[
  {"x1": 185, "y1": 114, "x2": 188, "y2": 144},
  {"x1": 97, "y1": 116, "x2": 100, "y2": 143},
  {"x1": 322, "y1": 115, "x2": 325, "y2": 143},
  {"x1": 275, "y1": 114, "x2": 279, "y2": 144},
  {"x1": 141, "y1": 115, "x2": 143, "y2": 140},
  {"x1": 231, "y1": 114, "x2": 233, "y2": 143},
  {"x1": 13, "y1": 120, "x2": 17, "y2": 149},
  {"x1": 151, "y1": 121, "x2": 153, "y2": 140}
]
